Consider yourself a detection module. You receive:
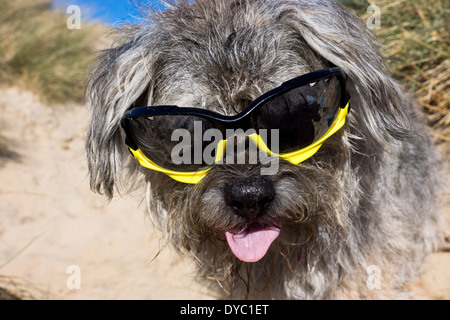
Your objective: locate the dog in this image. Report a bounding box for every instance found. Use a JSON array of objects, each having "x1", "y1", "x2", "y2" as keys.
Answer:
[{"x1": 86, "y1": 0, "x2": 443, "y2": 299}]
